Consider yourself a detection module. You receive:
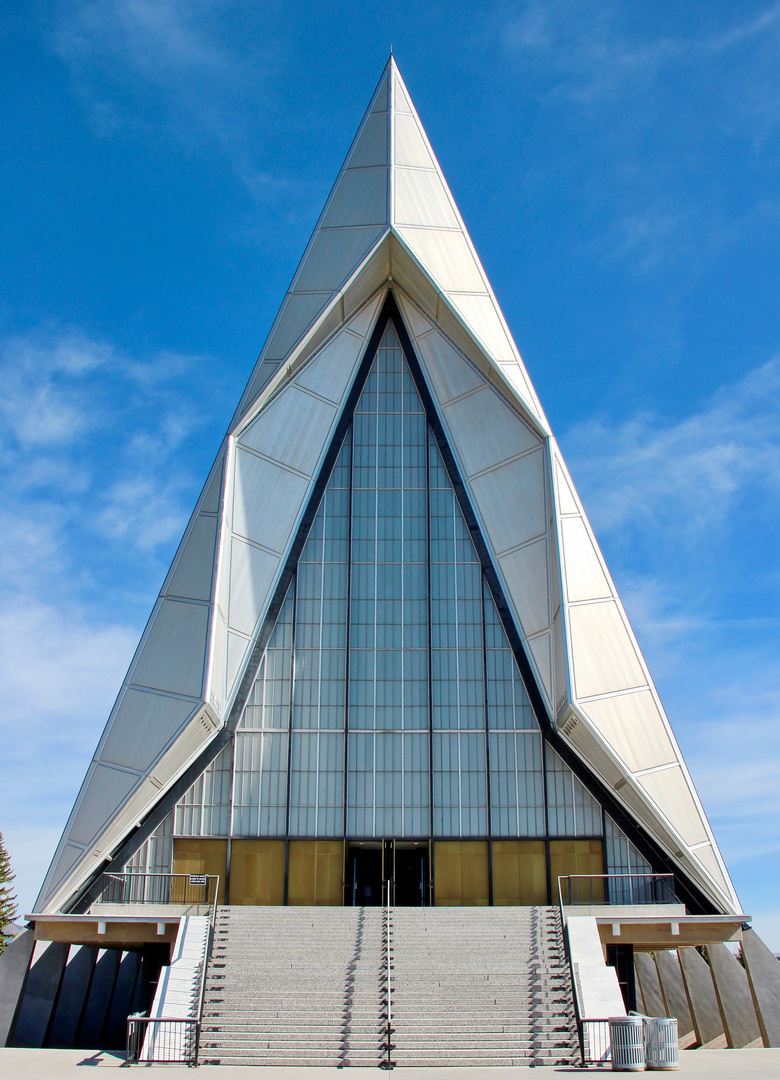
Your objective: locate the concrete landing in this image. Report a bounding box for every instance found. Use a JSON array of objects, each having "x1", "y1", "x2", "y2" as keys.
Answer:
[{"x1": 3, "y1": 1047, "x2": 780, "y2": 1077}]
